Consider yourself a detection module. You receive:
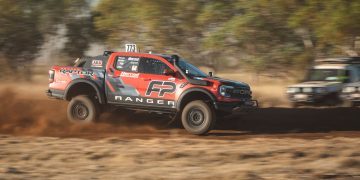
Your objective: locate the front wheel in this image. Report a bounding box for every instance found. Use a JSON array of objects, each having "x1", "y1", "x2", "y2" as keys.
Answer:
[
  {"x1": 341, "y1": 100, "x2": 354, "y2": 108},
  {"x1": 181, "y1": 100, "x2": 216, "y2": 135},
  {"x1": 67, "y1": 95, "x2": 99, "y2": 124}
]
